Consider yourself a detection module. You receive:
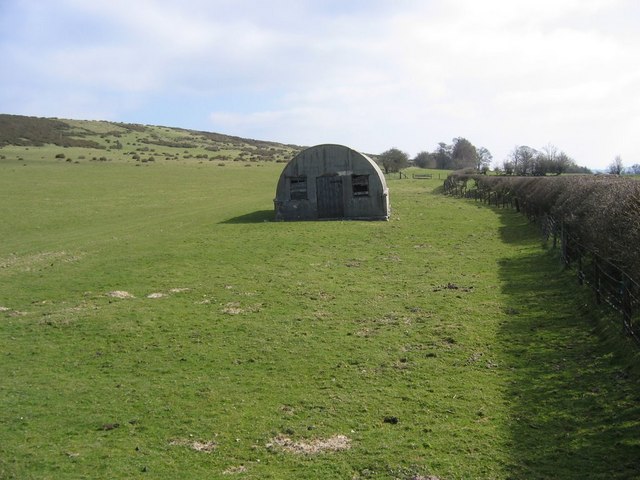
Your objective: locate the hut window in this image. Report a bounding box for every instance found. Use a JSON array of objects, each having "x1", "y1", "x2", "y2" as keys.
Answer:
[
  {"x1": 289, "y1": 176, "x2": 307, "y2": 200},
  {"x1": 352, "y1": 175, "x2": 369, "y2": 196}
]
